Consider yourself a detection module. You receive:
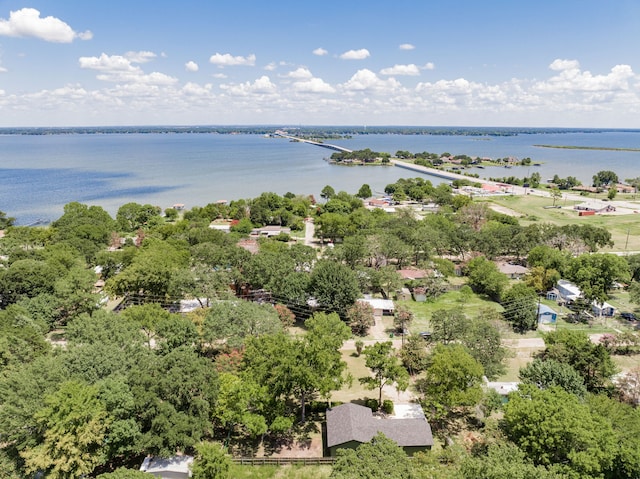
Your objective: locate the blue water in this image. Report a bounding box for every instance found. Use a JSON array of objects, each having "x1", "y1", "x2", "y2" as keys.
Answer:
[{"x1": 1, "y1": 131, "x2": 639, "y2": 225}]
